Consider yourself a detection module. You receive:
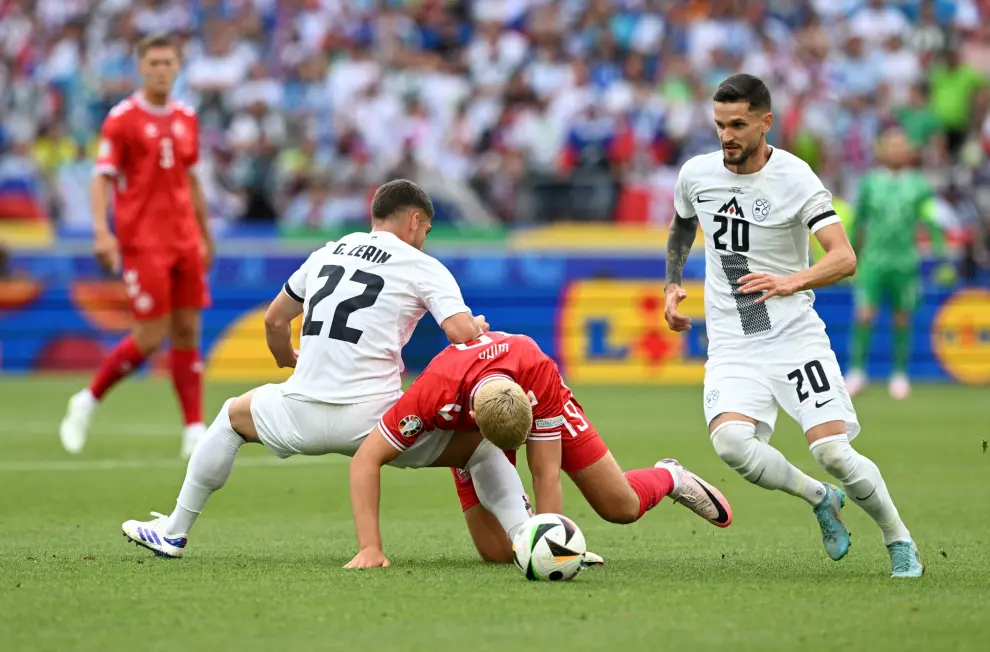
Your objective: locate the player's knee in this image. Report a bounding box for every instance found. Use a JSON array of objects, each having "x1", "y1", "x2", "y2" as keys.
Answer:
[
  {"x1": 479, "y1": 544, "x2": 514, "y2": 564},
  {"x1": 810, "y1": 436, "x2": 854, "y2": 480},
  {"x1": 856, "y1": 308, "x2": 876, "y2": 324},
  {"x1": 132, "y1": 320, "x2": 169, "y2": 354},
  {"x1": 227, "y1": 393, "x2": 258, "y2": 442},
  {"x1": 710, "y1": 420, "x2": 758, "y2": 470}
]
